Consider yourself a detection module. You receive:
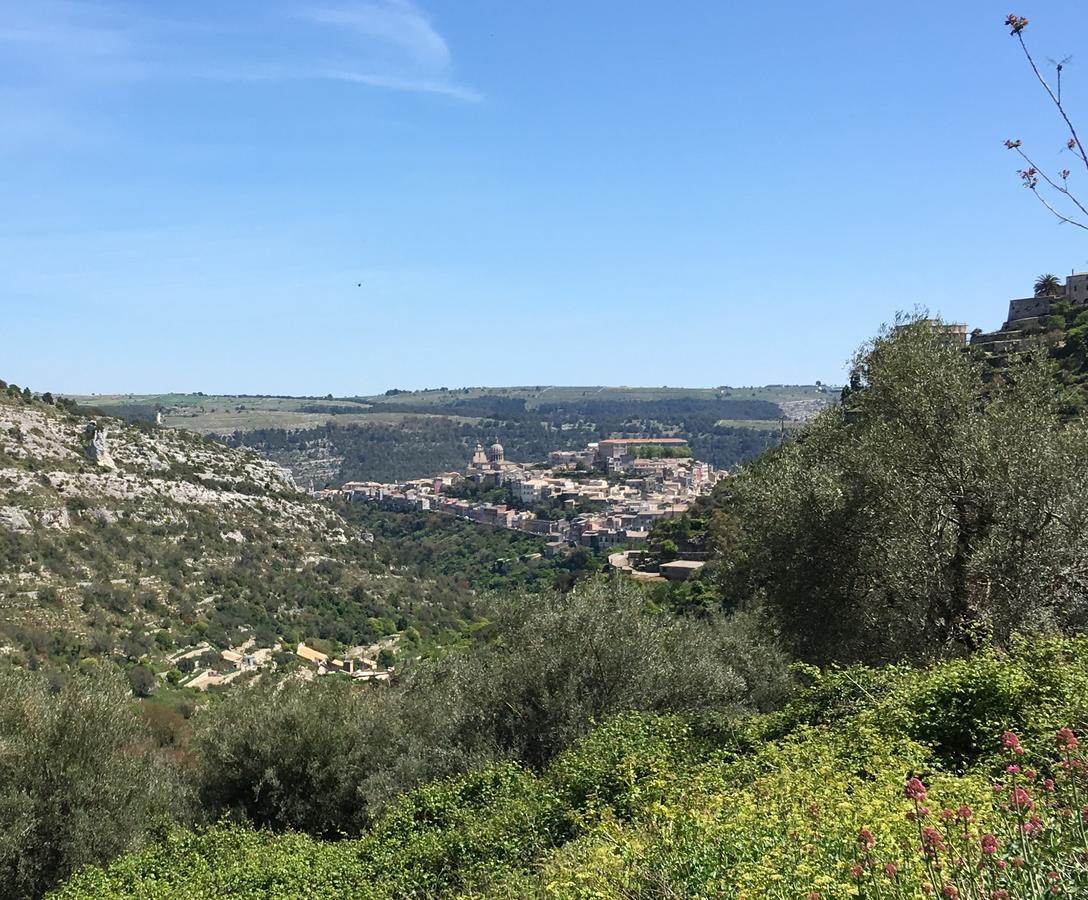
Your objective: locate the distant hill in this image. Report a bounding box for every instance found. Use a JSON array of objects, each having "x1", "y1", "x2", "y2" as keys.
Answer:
[
  {"x1": 75, "y1": 385, "x2": 836, "y2": 484},
  {"x1": 73, "y1": 384, "x2": 834, "y2": 431}
]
